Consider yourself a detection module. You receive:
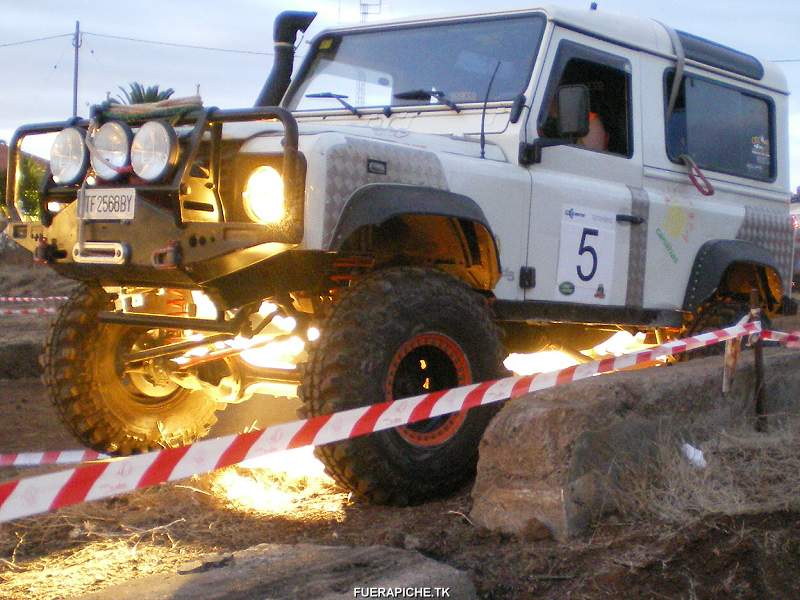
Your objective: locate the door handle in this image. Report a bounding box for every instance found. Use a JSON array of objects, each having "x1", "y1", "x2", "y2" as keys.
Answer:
[{"x1": 616, "y1": 214, "x2": 646, "y2": 225}]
